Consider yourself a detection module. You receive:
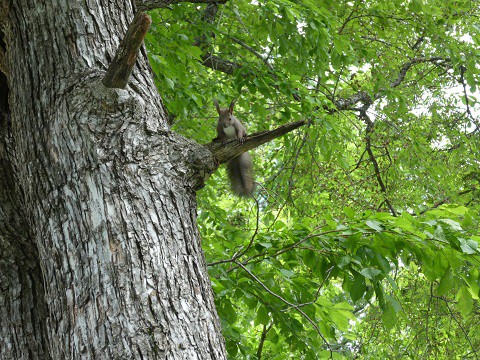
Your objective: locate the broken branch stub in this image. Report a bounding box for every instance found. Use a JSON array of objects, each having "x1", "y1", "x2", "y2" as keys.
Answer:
[{"x1": 102, "y1": 12, "x2": 152, "y2": 89}]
